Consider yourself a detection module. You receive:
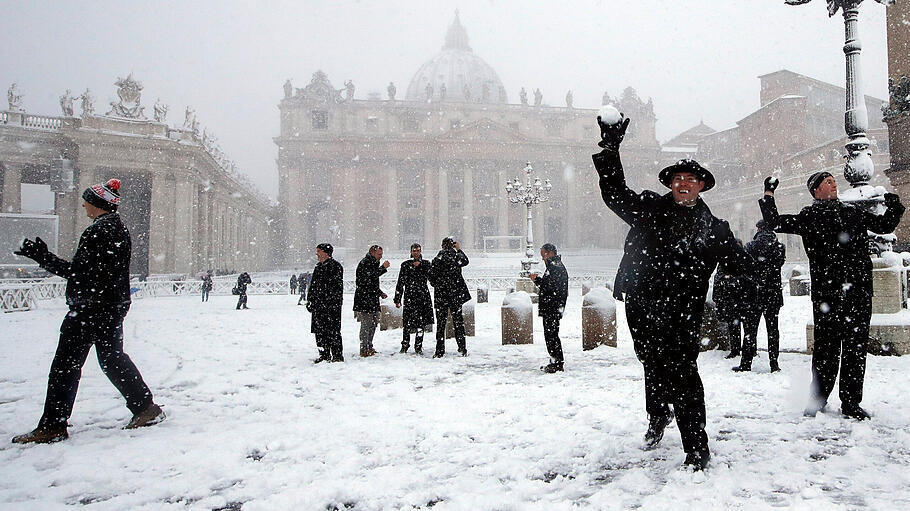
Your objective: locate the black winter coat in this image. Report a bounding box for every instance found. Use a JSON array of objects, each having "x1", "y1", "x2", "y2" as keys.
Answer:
[
  {"x1": 353, "y1": 254, "x2": 387, "y2": 313},
  {"x1": 307, "y1": 257, "x2": 344, "y2": 333},
  {"x1": 712, "y1": 265, "x2": 757, "y2": 322},
  {"x1": 760, "y1": 195, "x2": 904, "y2": 301},
  {"x1": 745, "y1": 229, "x2": 785, "y2": 309},
  {"x1": 427, "y1": 248, "x2": 471, "y2": 307},
  {"x1": 39, "y1": 212, "x2": 131, "y2": 312},
  {"x1": 236, "y1": 272, "x2": 251, "y2": 294},
  {"x1": 202, "y1": 275, "x2": 213, "y2": 292},
  {"x1": 394, "y1": 258, "x2": 435, "y2": 330},
  {"x1": 594, "y1": 150, "x2": 753, "y2": 305},
  {"x1": 534, "y1": 254, "x2": 569, "y2": 317}
]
